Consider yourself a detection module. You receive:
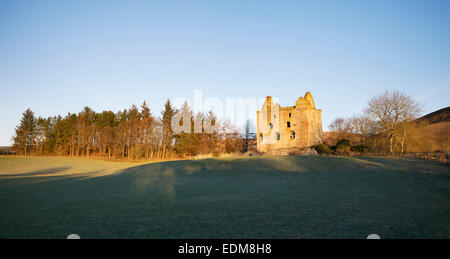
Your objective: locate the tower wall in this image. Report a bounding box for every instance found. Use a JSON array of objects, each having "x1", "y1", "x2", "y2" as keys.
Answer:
[{"x1": 256, "y1": 92, "x2": 322, "y2": 153}]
